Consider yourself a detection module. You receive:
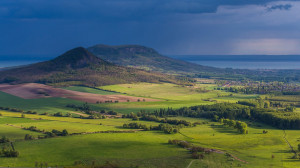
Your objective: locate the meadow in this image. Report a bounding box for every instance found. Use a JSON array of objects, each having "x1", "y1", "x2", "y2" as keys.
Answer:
[
  {"x1": 0, "y1": 83, "x2": 299, "y2": 167},
  {"x1": 0, "y1": 110, "x2": 298, "y2": 167},
  {"x1": 62, "y1": 86, "x2": 120, "y2": 95},
  {"x1": 0, "y1": 83, "x2": 257, "y2": 114},
  {"x1": 96, "y1": 83, "x2": 257, "y2": 113}
]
